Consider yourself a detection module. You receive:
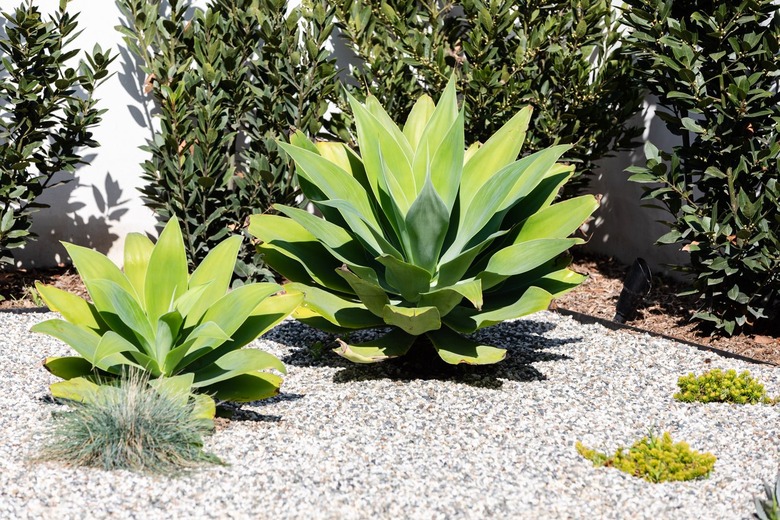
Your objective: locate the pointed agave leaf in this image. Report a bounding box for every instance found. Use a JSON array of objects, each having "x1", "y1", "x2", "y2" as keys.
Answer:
[
  {"x1": 93, "y1": 331, "x2": 141, "y2": 371},
  {"x1": 155, "y1": 310, "x2": 183, "y2": 361},
  {"x1": 89, "y1": 279, "x2": 155, "y2": 350},
  {"x1": 287, "y1": 282, "x2": 384, "y2": 330},
  {"x1": 460, "y1": 105, "x2": 533, "y2": 210},
  {"x1": 192, "y1": 348, "x2": 286, "y2": 389},
  {"x1": 381, "y1": 304, "x2": 441, "y2": 335},
  {"x1": 149, "y1": 373, "x2": 194, "y2": 408},
  {"x1": 35, "y1": 282, "x2": 103, "y2": 331},
  {"x1": 278, "y1": 142, "x2": 381, "y2": 230},
  {"x1": 185, "y1": 235, "x2": 242, "y2": 327},
  {"x1": 199, "y1": 283, "x2": 282, "y2": 338},
  {"x1": 164, "y1": 321, "x2": 232, "y2": 374},
  {"x1": 30, "y1": 319, "x2": 101, "y2": 360},
  {"x1": 505, "y1": 165, "x2": 574, "y2": 224},
  {"x1": 405, "y1": 177, "x2": 449, "y2": 273},
  {"x1": 426, "y1": 110, "x2": 465, "y2": 211},
  {"x1": 64, "y1": 242, "x2": 134, "y2": 297},
  {"x1": 203, "y1": 373, "x2": 283, "y2": 402},
  {"x1": 336, "y1": 267, "x2": 390, "y2": 316},
  {"x1": 145, "y1": 218, "x2": 189, "y2": 324},
  {"x1": 123, "y1": 232, "x2": 154, "y2": 303},
  {"x1": 334, "y1": 328, "x2": 417, "y2": 363},
  {"x1": 444, "y1": 286, "x2": 553, "y2": 333},
  {"x1": 481, "y1": 238, "x2": 582, "y2": 289},
  {"x1": 427, "y1": 326, "x2": 506, "y2": 365},
  {"x1": 403, "y1": 94, "x2": 435, "y2": 151},
  {"x1": 438, "y1": 229, "x2": 509, "y2": 285},
  {"x1": 377, "y1": 254, "x2": 432, "y2": 302},
  {"x1": 315, "y1": 141, "x2": 353, "y2": 173},
  {"x1": 513, "y1": 195, "x2": 598, "y2": 243},
  {"x1": 43, "y1": 356, "x2": 95, "y2": 380},
  {"x1": 317, "y1": 199, "x2": 403, "y2": 259}
]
